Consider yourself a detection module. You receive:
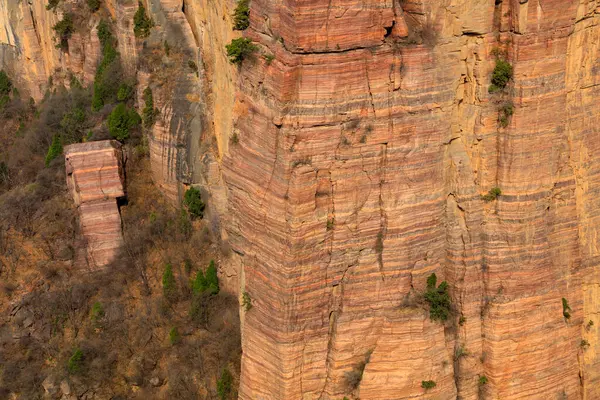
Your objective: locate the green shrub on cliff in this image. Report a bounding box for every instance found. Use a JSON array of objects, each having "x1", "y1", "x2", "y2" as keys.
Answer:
[
  {"x1": 97, "y1": 20, "x2": 113, "y2": 48},
  {"x1": 133, "y1": 2, "x2": 152, "y2": 38},
  {"x1": 117, "y1": 84, "x2": 133, "y2": 102},
  {"x1": 225, "y1": 38, "x2": 257, "y2": 65},
  {"x1": 232, "y1": 0, "x2": 250, "y2": 30},
  {"x1": 481, "y1": 187, "x2": 501, "y2": 202},
  {"x1": 90, "y1": 302, "x2": 104, "y2": 324},
  {"x1": 60, "y1": 107, "x2": 87, "y2": 143},
  {"x1": 87, "y1": 0, "x2": 101, "y2": 11},
  {"x1": 142, "y1": 87, "x2": 155, "y2": 128},
  {"x1": 0, "y1": 70, "x2": 12, "y2": 110},
  {"x1": 45, "y1": 134, "x2": 63, "y2": 167},
  {"x1": 498, "y1": 102, "x2": 514, "y2": 128},
  {"x1": 489, "y1": 59, "x2": 513, "y2": 93},
  {"x1": 53, "y1": 13, "x2": 74, "y2": 51},
  {"x1": 193, "y1": 269, "x2": 208, "y2": 295},
  {"x1": 67, "y1": 348, "x2": 84, "y2": 374},
  {"x1": 242, "y1": 291, "x2": 252, "y2": 311},
  {"x1": 0, "y1": 70, "x2": 12, "y2": 97},
  {"x1": 162, "y1": 263, "x2": 178, "y2": 302},
  {"x1": 107, "y1": 103, "x2": 141, "y2": 141},
  {"x1": 183, "y1": 186, "x2": 205, "y2": 219},
  {"x1": 93, "y1": 21, "x2": 123, "y2": 110},
  {"x1": 206, "y1": 260, "x2": 219, "y2": 294},
  {"x1": 562, "y1": 297, "x2": 571, "y2": 319},
  {"x1": 169, "y1": 326, "x2": 180, "y2": 345},
  {"x1": 47, "y1": 0, "x2": 60, "y2": 11},
  {"x1": 421, "y1": 380, "x2": 436, "y2": 389},
  {"x1": 192, "y1": 260, "x2": 219, "y2": 295},
  {"x1": 424, "y1": 273, "x2": 451, "y2": 322},
  {"x1": 344, "y1": 351, "x2": 372, "y2": 390},
  {"x1": 217, "y1": 368, "x2": 233, "y2": 400}
]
